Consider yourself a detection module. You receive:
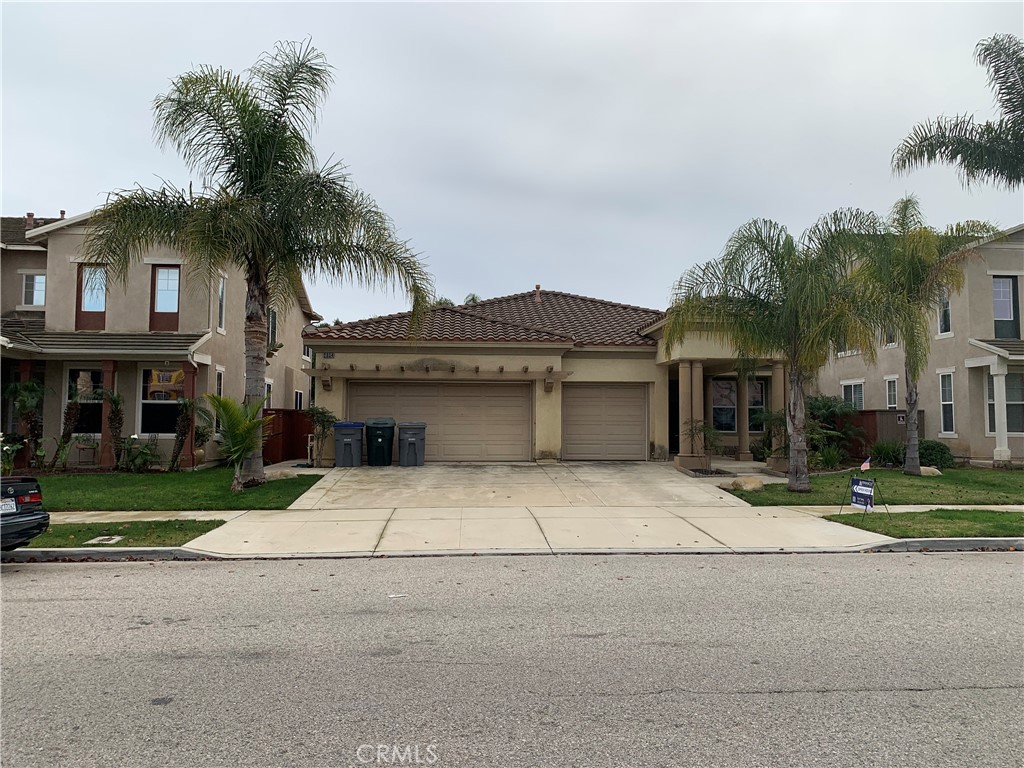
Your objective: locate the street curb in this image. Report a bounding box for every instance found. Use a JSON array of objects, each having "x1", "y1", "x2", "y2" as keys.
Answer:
[
  {"x1": 861, "y1": 537, "x2": 1023, "y2": 553},
  {"x1": 3, "y1": 539, "x2": 1020, "y2": 562}
]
